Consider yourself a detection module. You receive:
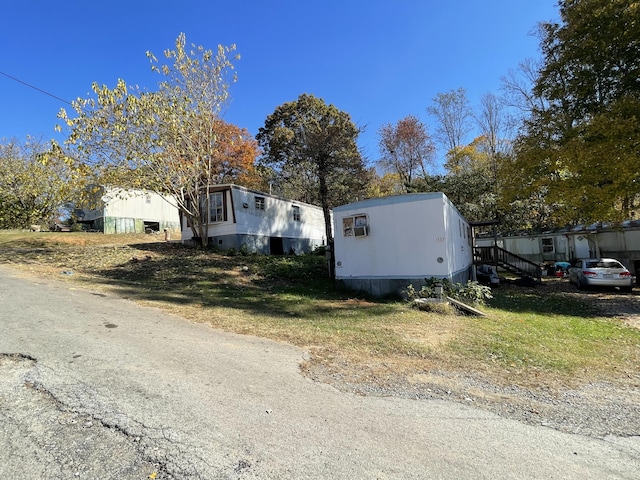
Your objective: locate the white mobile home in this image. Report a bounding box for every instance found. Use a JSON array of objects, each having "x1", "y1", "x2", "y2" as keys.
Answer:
[
  {"x1": 181, "y1": 184, "x2": 327, "y2": 254},
  {"x1": 333, "y1": 193, "x2": 473, "y2": 297},
  {"x1": 77, "y1": 187, "x2": 181, "y2": 235},
  {"x1": 476, "y1": 221, "x2": 640, "y2": 276}
]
